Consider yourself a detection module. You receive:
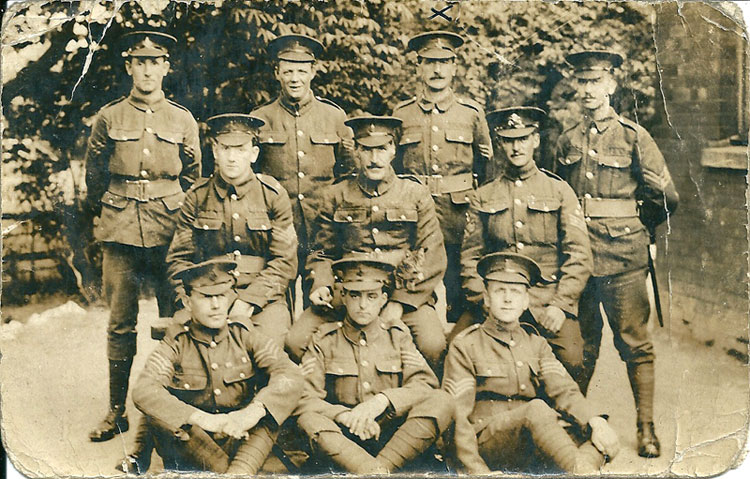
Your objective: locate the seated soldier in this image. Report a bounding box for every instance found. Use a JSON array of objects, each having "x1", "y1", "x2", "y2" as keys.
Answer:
[
  {"x1": 296, "y1": 255, "x2": 453, "y2": 474},
  {"x1": 165, "y1": 113, "x2": 297, "y2": 348},
  {"x1": 444, "y1": 252, "x2": 620, "y2": 474},
  {"x1": 124, "y1": 259, "x2": 302, "y2": 474},
  {"x1": 287, "y1": 116, "x2": 448, "y2": 371}
]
